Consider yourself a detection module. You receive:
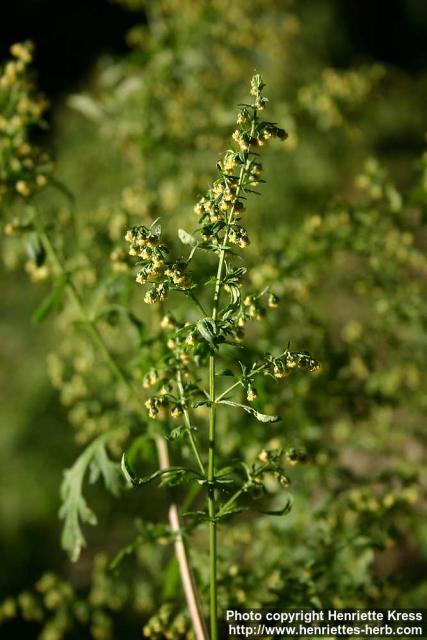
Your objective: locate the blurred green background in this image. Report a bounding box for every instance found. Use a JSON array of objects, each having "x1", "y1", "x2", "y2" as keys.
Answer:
[{"x1": 1, "y1": 1, "x2": 427, "y2": 638}]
